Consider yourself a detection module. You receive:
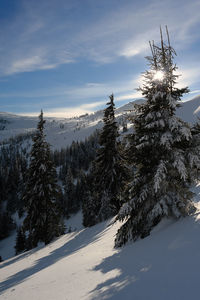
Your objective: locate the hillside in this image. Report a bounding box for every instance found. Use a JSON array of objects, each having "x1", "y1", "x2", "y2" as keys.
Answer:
[
  {"x1": 177, "y1": 95, "x2": 200, "y2": 124},
  {"x1": 0, "y1": 102, "x2": 132, "y2": 149},
  {"x1": 0, "y1": 191, "x2": 200, "y2": 300},
  {"x1": 0, "y1": 96, "x2": 199, "y2": 149}
]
